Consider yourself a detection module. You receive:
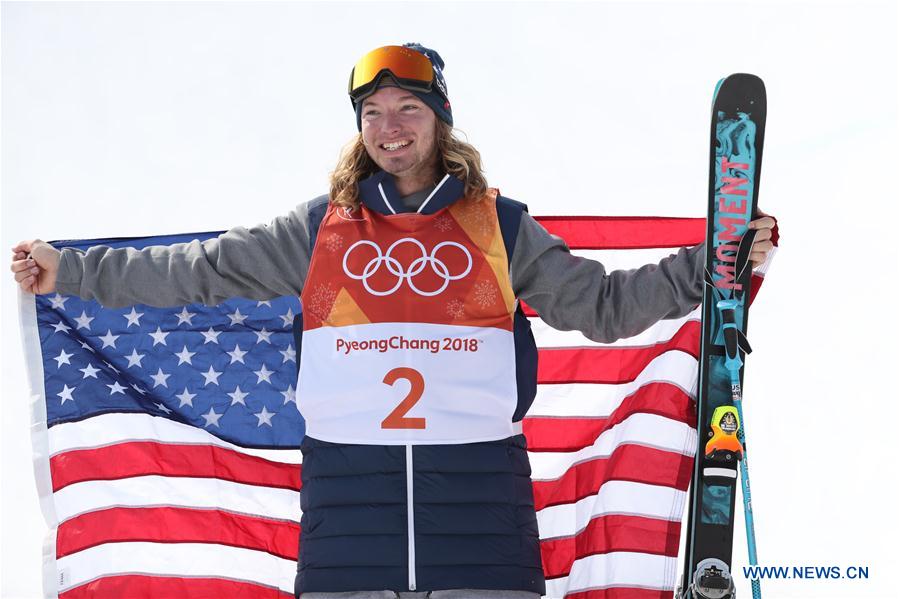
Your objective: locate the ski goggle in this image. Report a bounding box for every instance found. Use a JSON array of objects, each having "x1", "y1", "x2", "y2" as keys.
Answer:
[{"x1": 348, "y1": 45, "x2": 438, "y2": 104}]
